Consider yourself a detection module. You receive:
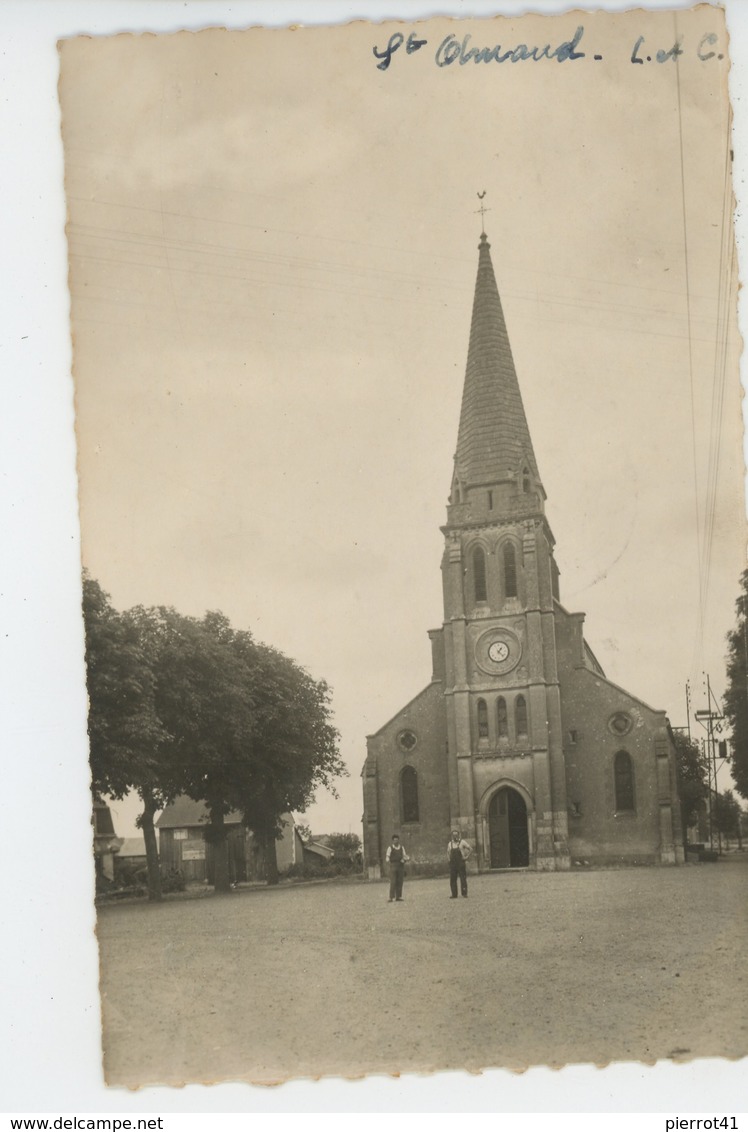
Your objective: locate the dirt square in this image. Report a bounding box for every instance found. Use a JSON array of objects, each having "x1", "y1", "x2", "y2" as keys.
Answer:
[{"x1": 97, "y1": 856, "x2": 748, "y2": 1086}]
